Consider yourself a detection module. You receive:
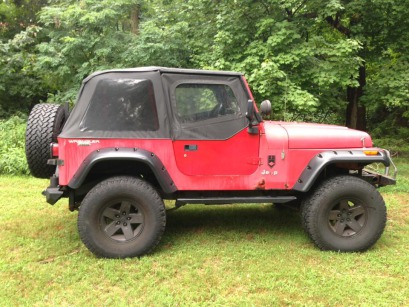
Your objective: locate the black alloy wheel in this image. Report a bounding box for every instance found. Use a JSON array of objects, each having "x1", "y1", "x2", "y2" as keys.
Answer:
[
  {"x1": 78, "y1": 176, "x2": 166, "y2": 258},
  {"x1": 301, "y1": 175, "x2": 386, "y2": 252},
  {"x1": 100, "y1": 199, "x2": 145, "y2": 242},
  {"x1": 327, "y1": 199, "x2": 367, "y2": 237}
]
